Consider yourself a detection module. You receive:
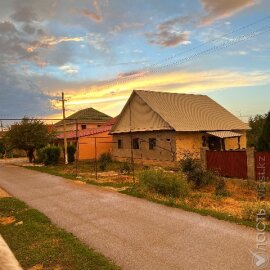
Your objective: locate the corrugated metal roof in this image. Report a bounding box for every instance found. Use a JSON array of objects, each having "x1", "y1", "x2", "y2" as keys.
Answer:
[
  {"x1": 55, "y1": 107, "x2": 111, "y2": 126},
  {"x1": 206, "y1": 131, "x2": 242, "y2": 138},
  {"x1": 131, "y1": 90, "x2": 249, "y2": 132},
  {"x1": 57, "y1": 125, "x2": 112, "y2": 139}
]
